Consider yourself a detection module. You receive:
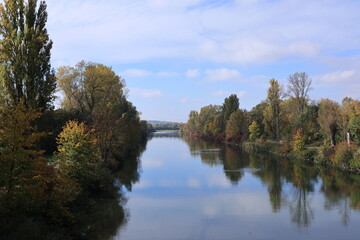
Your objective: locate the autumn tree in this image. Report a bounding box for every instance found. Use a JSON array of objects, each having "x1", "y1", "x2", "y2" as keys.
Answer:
[
  {"x1": 317, "y1": 99, "x2": 340, "y2": 146},
  {"x1": 225, "y1": 109, "x2": 248, "y2": 141},
  {"x1": 249, "y1": 121, "x2": 261, "y2": 141},
  {"x1": 0, "y1": 0, "x2": 56, "y2": 110},
  {"x1": 0, "y1": 100, "x2": 78, "y2": 224},
  {"x1": 0, "y1": 100, "x2": 45, "y2": 209},
  {"x1": 57, "y1": 61, "x2": 125, "y2": 118},
  {"x1": 263, "y1": 79, "x2": 282, "y2": 141},
  {"x1": 56, "y1": 120, "x2": 104, "y2": 192}
]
